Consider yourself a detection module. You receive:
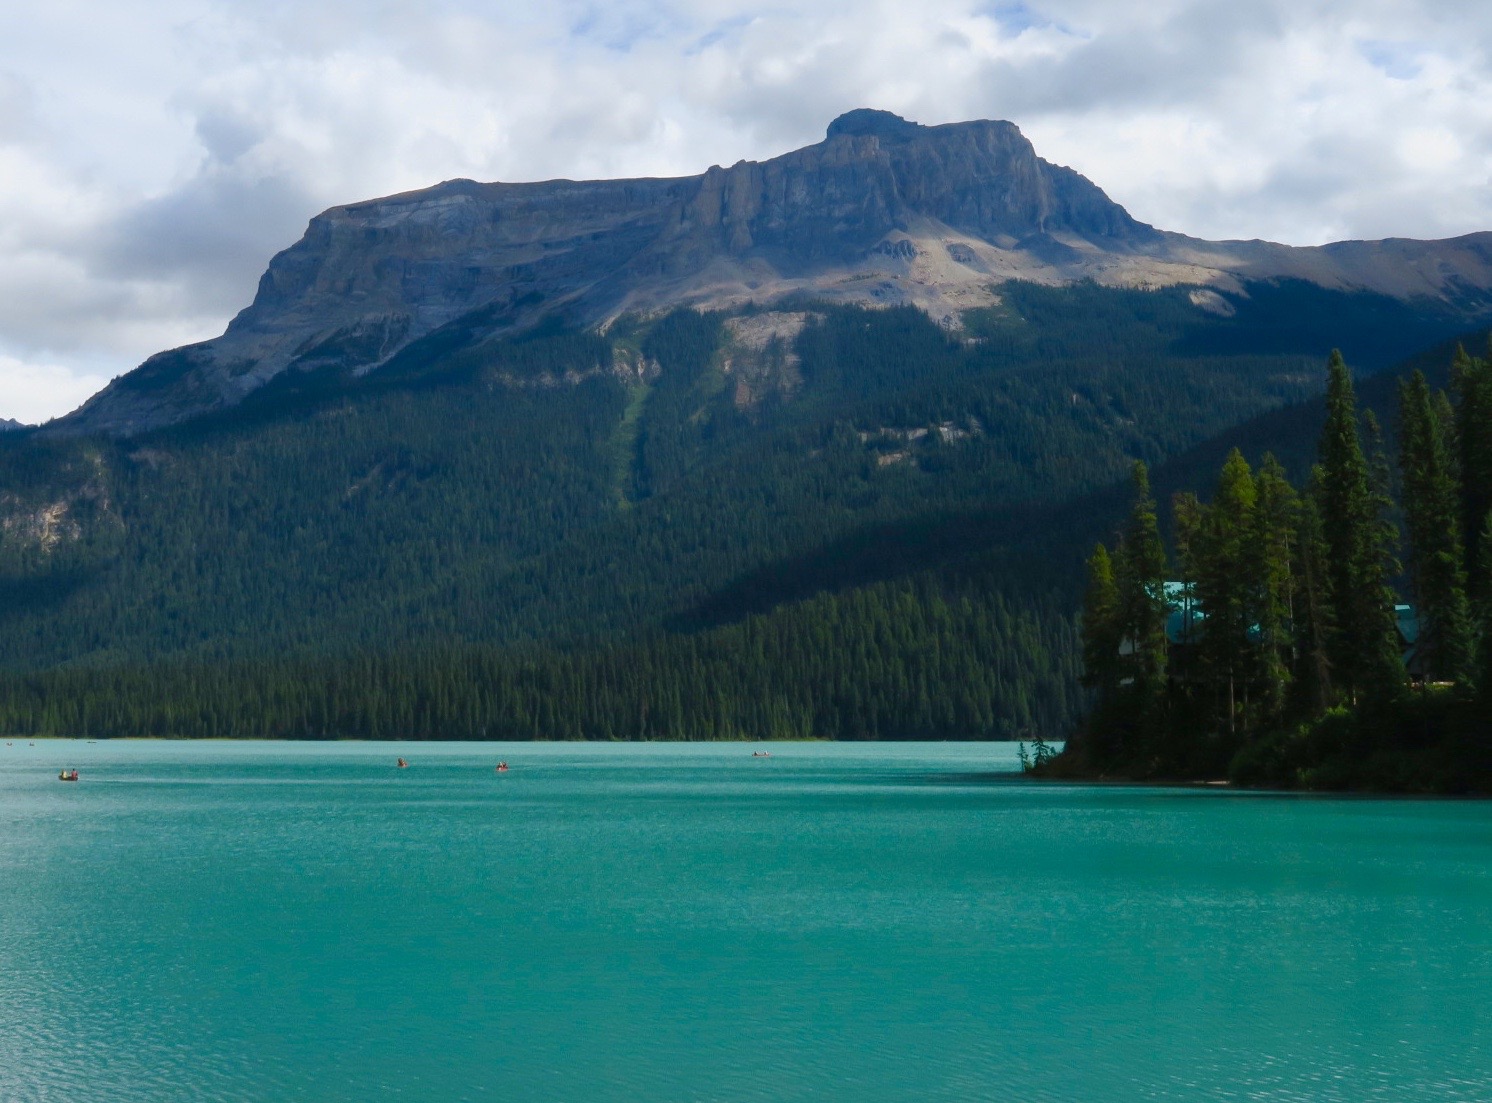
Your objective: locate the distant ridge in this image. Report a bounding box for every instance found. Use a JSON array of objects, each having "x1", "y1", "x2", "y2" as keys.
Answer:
[{"x1": 55, "y1": 109, "x2": 1492, "y2": 437}]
